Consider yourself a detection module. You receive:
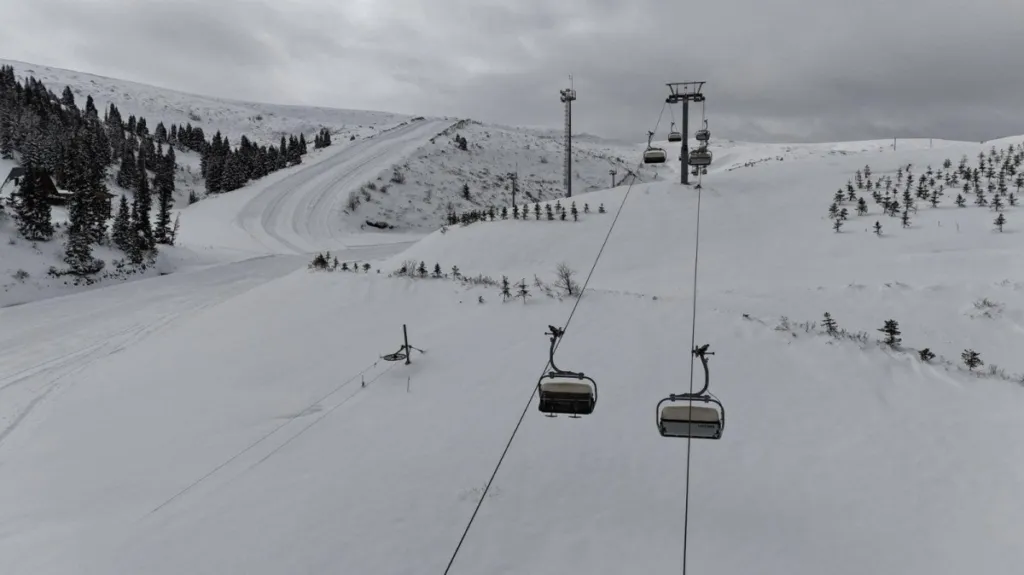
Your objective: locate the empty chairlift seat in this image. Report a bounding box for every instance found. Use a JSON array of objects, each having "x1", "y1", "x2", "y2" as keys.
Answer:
[
  {"x1": 539, "y1": 375, "x2": 596, "y2": 416},
  {"x1": 644, "y1": 147, "x2": 668, "y2": 164},
  {"x1": 667, "y1": 131, "x2": 682, "y2": 142},
  {"x1": 658, "y1": 402, "x2": 723, "y2": 439}
]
